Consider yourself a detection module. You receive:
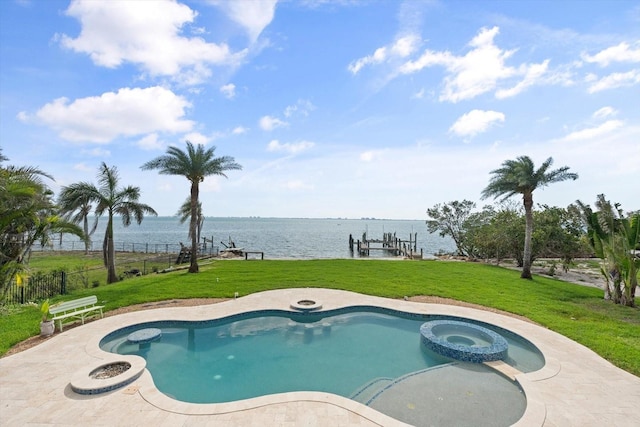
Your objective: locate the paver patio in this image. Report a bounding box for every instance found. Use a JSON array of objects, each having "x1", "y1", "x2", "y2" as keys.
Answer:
[{"x1": 1, "y1": 288, "x2": 639, "y2": 426}]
